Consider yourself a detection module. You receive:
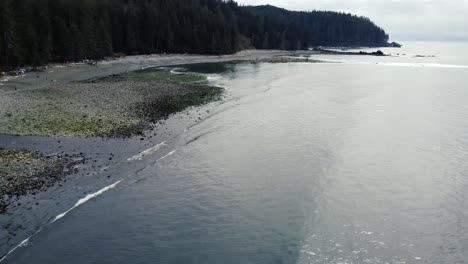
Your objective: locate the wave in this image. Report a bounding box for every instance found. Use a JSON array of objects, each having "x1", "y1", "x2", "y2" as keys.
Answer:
[
  {"x1": 0, "y1": 180, "x2": 123, "y2": 262},
  {"x1": 52, "y1": 180, "x2": 123, "y2": 223},
  {"x1": 0, "y1": 237, "x2": 31, "y2": 262},
  {"x1": 2, "y1": 137, "x2": 180, "y2": 260},
  {"x1": 141, "y1": 65, "x2": 157, "y2": 70},
  {"x1": 127, "y1": 141, "x2": 167, "y2": 161},
  {"x1": 158, "y1": 150, "x2": 177, "y2": 161},
  {"x1": 170, "y1": 68, "x2": 186, "y2": 74}
]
